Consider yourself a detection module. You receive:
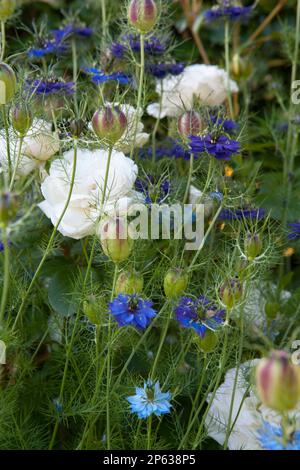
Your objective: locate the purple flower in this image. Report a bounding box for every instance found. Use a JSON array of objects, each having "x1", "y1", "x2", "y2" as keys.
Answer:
[
  {"x1": 174, "y1": 296, "x2": 225, "y2": 338},
  {"x1": 288, "y1": 222, "x2": 300, "y2": 240},
  {"x1": 111, "y1": 34, "x2": 166, "y2": 59},
  {"x1": 209, "y1": 115, "x2": 237, "y2": 133},
  {"x1": 51, "y1": 24, "x2": 93, "y2": 42},
  {"x1": 27, "y1": 78, "x2": 75, "y2": 95},
  {"x1": 83, "y1": 67, "x2": 131, "y2": 85},
  {"x1": 135, "y1": 175, "x2": 170, "y2": 204},
  {"x1": 109, "y1": 294, "x2": 156, "y2": 330},
  {"x1": 189, "y1": 134, "x2": 240, "y2": 160},
  {"x1": 204, "y1": 3, "x2": 252, "y2": 23},
  {"x1": 28, "y1": 38, "x2": 67, "y2": 59},
  {"x1": 218, "y1": 208, "x2": 266, "y2": 221},
  {"x1": 146, "y1": 62, "x2": 184, "y2": 79}
]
